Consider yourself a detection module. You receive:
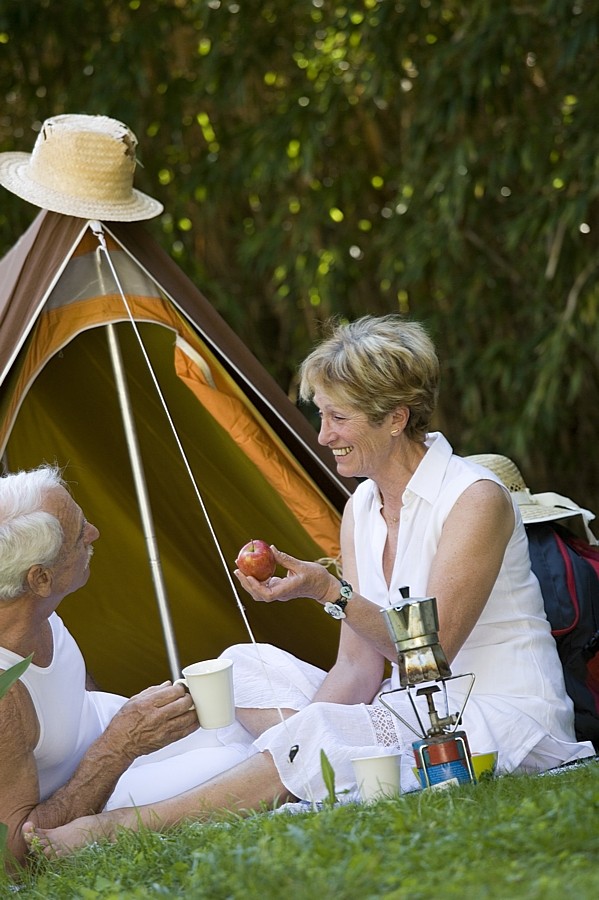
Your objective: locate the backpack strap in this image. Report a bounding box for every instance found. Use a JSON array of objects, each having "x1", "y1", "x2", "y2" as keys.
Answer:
[
  {"x1": 527, "y1": 522, "x2": 580, "y2": 635},
  {"x1": 552, "y1": 528, "x2": 580, "y2": 637}
]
